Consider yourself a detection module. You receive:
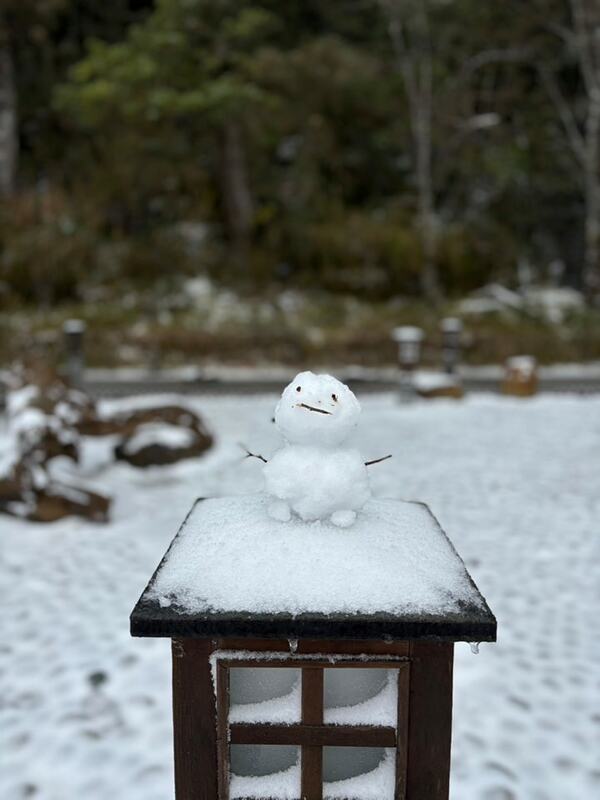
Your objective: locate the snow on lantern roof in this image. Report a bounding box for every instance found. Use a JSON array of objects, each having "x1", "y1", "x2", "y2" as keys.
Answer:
[{"x1": 131, "y1": 495, "x2": 496, "y2": 642}]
